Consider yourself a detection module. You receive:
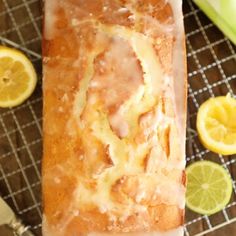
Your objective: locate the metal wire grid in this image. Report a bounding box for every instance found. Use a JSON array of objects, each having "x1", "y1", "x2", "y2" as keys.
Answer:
[
  {"x1": 0, "y1": 0, "x2": 235, "y2": 235},
  {"x1": 0, "y1": 0, "x2": 42, "y2": 234},
  {"x1": 184, "y1": 0, "x2": 236, "y2": 235}
]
